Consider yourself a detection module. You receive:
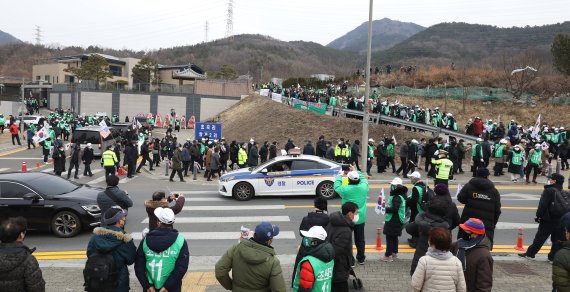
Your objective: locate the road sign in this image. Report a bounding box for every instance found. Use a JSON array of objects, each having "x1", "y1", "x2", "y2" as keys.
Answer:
[{"x1": 195, "y1": 122, "x2": 222, "y2": 140}]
